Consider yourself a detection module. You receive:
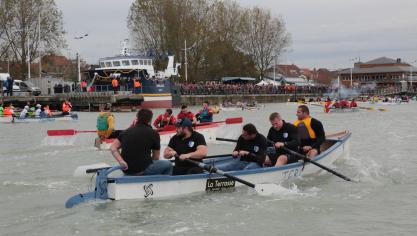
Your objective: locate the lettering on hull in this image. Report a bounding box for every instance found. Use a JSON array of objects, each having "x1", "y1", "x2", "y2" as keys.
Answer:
[{"x1": 206, "y1": 178, "x2": 235, "y2": 191}]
